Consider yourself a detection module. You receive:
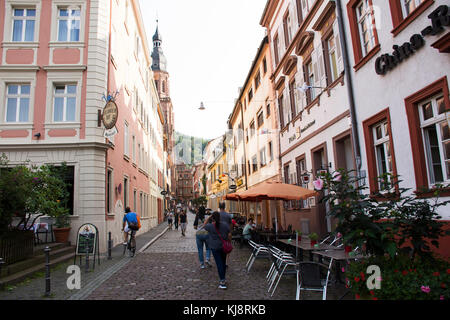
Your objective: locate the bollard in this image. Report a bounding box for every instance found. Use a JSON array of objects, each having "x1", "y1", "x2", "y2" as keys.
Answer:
[
  {"x1": 0, "y1": 258, "x2": 4, "y2": 279},
  {"x1": 85, "y1": 245, "x2": 89, "y2": 273},
  {"x1": 108, "y1": 232, "x2": 112, "y2": 260},
  {"x1": 44, "y1": 247, "x2": 51, "y2": 297}
]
